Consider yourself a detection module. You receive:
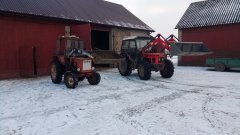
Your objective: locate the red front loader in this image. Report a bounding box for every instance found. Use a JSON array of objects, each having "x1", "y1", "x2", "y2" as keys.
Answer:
[{"x1": 118, "y1": 34, "x2": 210, "y2": 80}]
